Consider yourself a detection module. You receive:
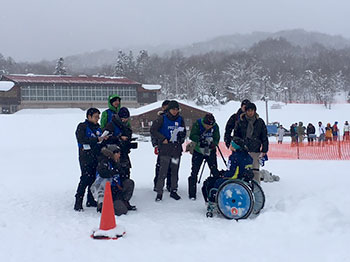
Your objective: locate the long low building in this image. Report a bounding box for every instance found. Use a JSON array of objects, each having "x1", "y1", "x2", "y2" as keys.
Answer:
[{"x1": 0, "y1": 74, "x2": 160, "y2": 113}]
